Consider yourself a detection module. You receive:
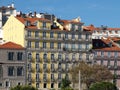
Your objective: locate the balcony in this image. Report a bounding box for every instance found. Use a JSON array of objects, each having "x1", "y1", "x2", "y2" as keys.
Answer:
[
  {"x1": 36, "y1": 78, "x2": 41, "y2": 82},
  {"x1": 44, "y1": 68, "x2": 50, "y2": 73},
  {"x1": 28, "y1": 58, "x2": 35, "y2": 63},
  {"x1": 36, "y1": 68, "x2": 40, "y2": 72},
  {"x1": 44, "y1": 59, "x2": 50, "y2": 63},
  {"x1": 51, "y1": 58, "x2": 57, "y2": 63},
  {"x1": 51, "y1": 68, "x2": 55, "y2": 72}
]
